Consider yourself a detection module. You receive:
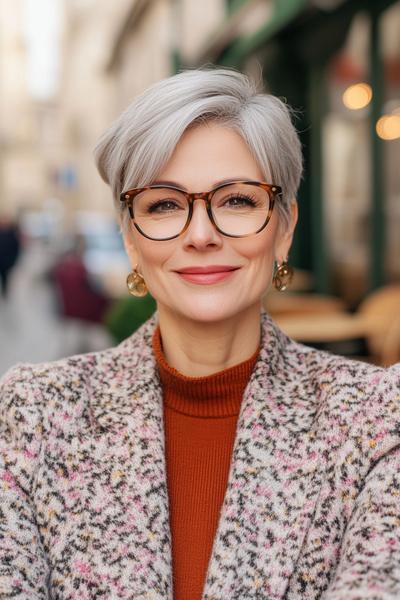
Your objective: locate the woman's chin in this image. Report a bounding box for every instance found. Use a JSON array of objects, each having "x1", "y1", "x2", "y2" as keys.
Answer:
[{"x1": 158, "y1": 296, "x2": 259, "y2": 326}]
